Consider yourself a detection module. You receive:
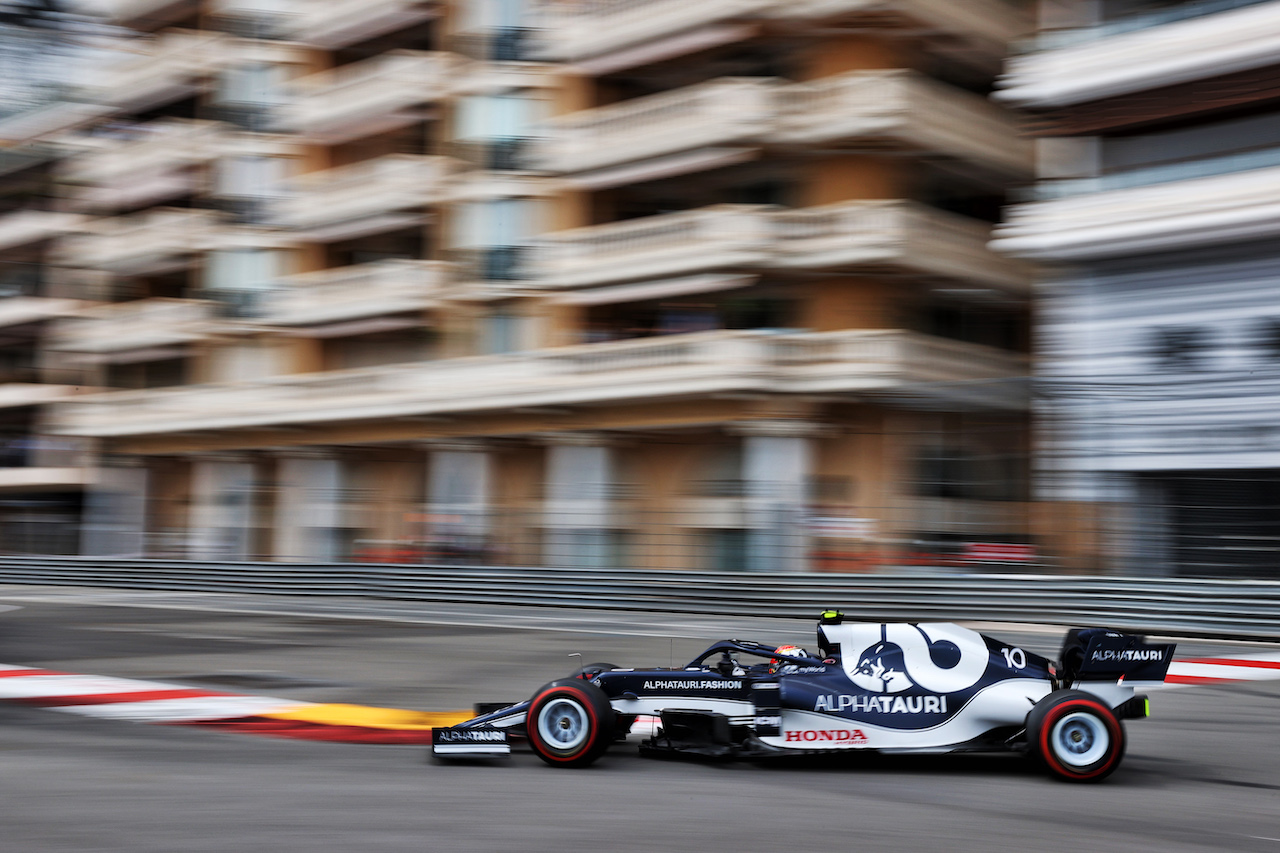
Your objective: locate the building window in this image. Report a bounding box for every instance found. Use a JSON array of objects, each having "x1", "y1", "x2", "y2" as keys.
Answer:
[
  {"x1": 204, "y1": 248, "x2": 281, "y2": 317},
  {"x1": 915, "y1": 443, "x2": 1025, "y2": 502},
  {"x1": 1150, "y1": 325, "x2": 1207, "y2": 370},
  {"x1": 916, "y1": 445, "x2": 975, "y2": 500},
  {"x1": 1256, "y1": 318, "x2": 1280, "y2": 359},
  {"x1": 484, "y1": 307, "x2": 524, "y2": 354}
]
